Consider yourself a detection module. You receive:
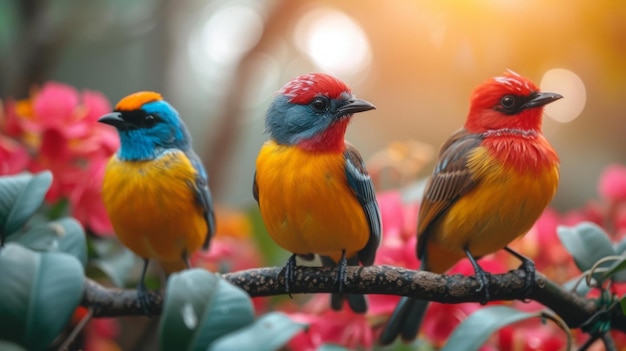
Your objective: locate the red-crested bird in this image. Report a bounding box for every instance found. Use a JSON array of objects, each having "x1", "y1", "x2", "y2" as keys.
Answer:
[
  {"x1": 253, "y1": 73, "x2": 381, "y2": 312},
  {"x1": 379, "y1": 71, "x2": 562, "y2": 344}
]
